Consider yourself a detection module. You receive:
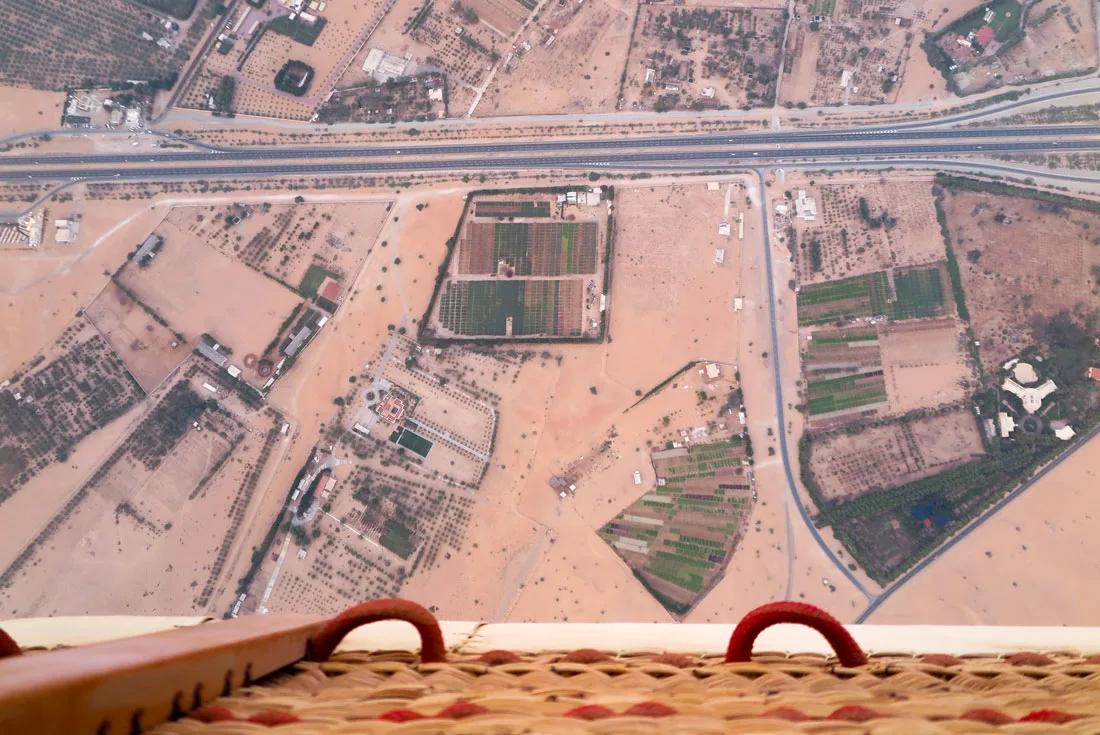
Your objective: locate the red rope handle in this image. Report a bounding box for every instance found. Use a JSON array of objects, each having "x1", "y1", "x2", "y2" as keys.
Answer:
[
  {"x1": 307, "y1": 598, "x2": 446, "y2": 662},
  {"x1": 725, "y1": 601, "x2": 867, "y2": 667},
  {"x1": 0, "y1": 627, "x2": 21, "y2": 659}
]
